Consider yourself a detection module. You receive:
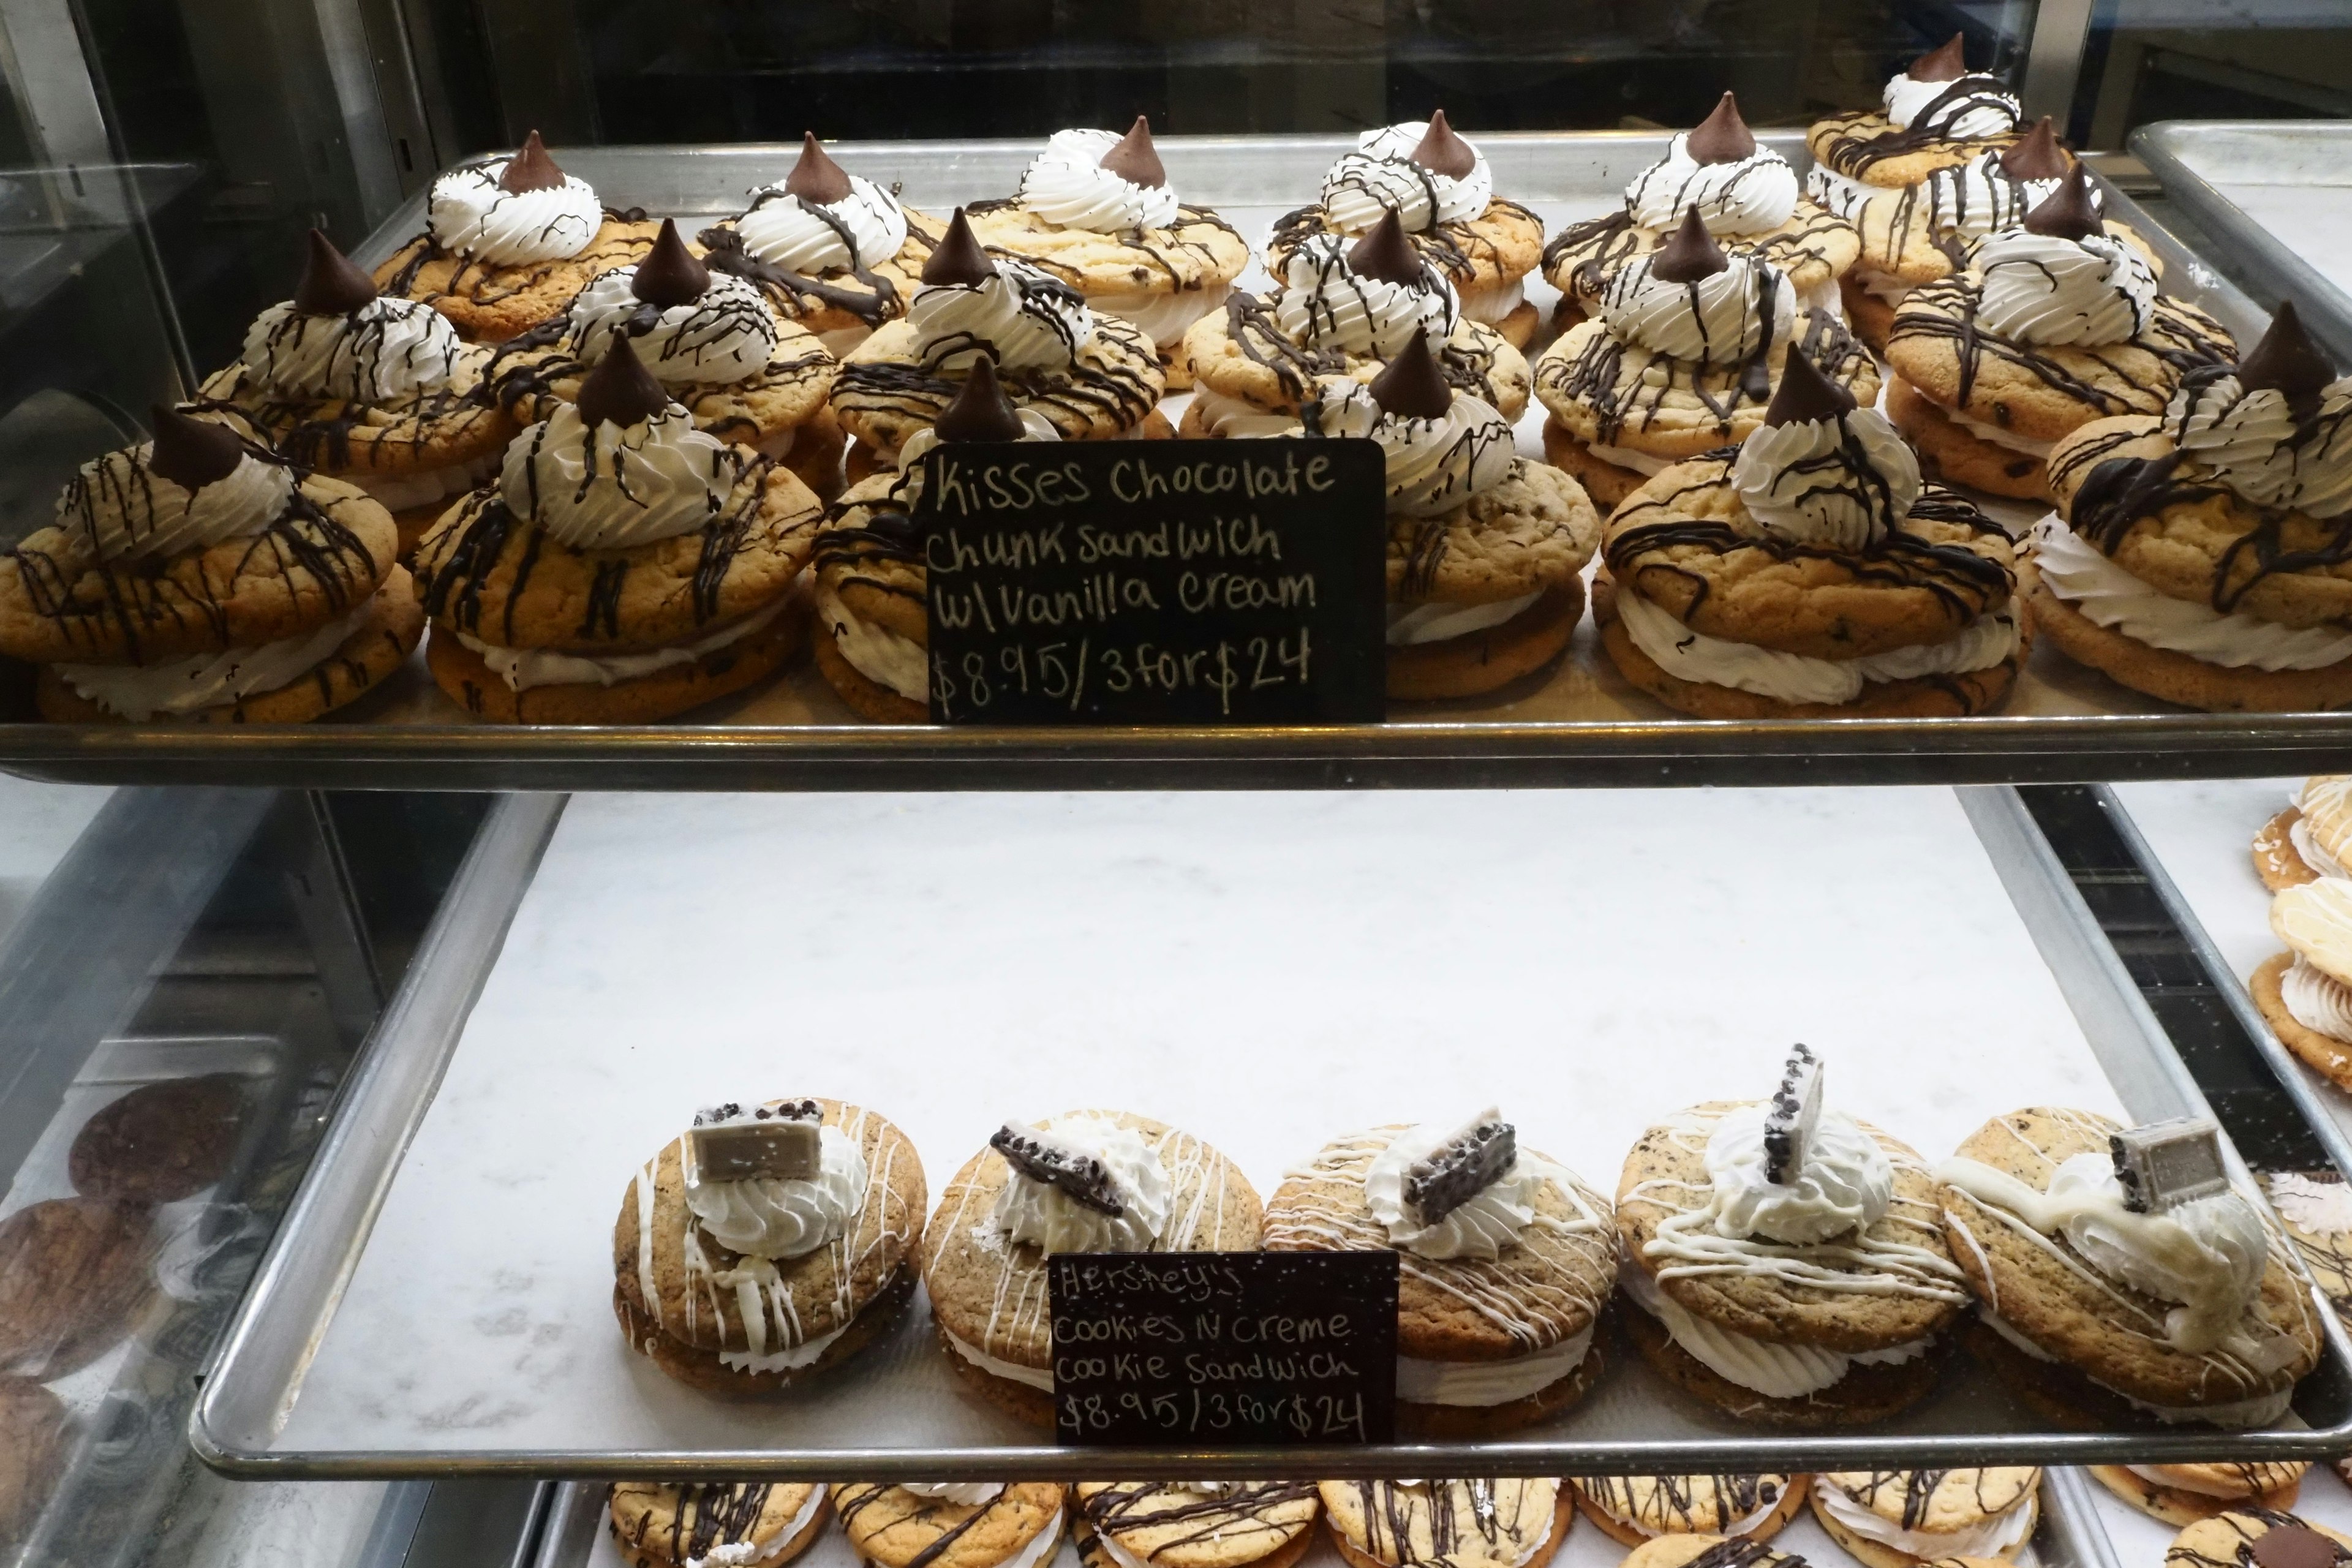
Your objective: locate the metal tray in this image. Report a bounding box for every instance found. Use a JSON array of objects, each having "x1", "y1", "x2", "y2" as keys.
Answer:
[
  {"x1": 0, "y1": 132, "x2": 2337, "y2": 793},
  {"x1": 187, "y1": 785, "x2": 2352, "y2": 1480},
  {"x1": 2132, "y1": 121, "x2": 2352, "y2": 366}
]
